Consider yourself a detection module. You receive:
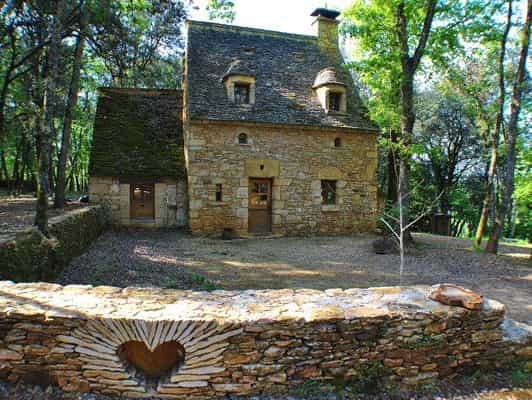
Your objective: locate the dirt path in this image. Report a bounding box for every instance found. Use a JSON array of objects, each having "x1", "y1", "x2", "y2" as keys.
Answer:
[
  {"x1": 0, "y1": 196, "x2": 83, "y2": 241},
  {"x1": 59, "y1": 230, "x2": 531, "y2": 324}
]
